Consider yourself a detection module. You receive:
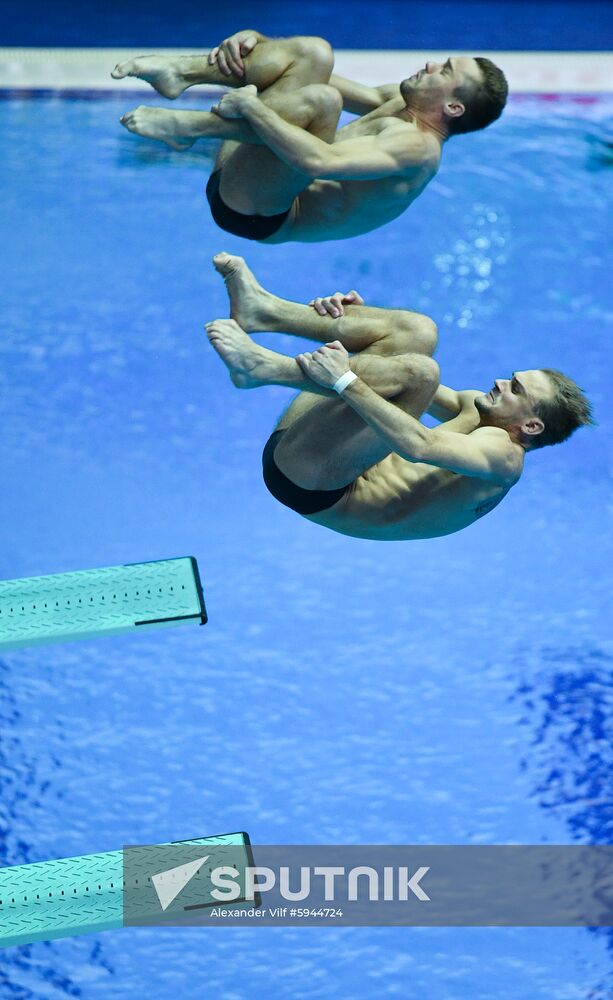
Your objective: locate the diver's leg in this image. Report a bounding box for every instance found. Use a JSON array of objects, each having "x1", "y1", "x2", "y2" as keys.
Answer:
[
  {"x1": 213, "y1": 84, "x2": 342, "y2": 215},
  {"x1": 206, "y1": 318, "x2": 439, "y2": 490},
  {"x1": 213, "y1": 252, "x2": 438, "y2": 357},
  {"x1": 112, "y1": 34, "x2": 333, "y2": 98},
  {"x1": 271, "y1": 359, "x2": 438, "y2": 490},
  {"x1": 206, "y1": 319, "x2": 431, "y2": 396},
  {"x1": 119, "y1": 80, "x2": 341, "y2": 171}
]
